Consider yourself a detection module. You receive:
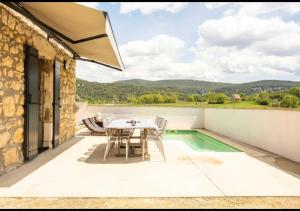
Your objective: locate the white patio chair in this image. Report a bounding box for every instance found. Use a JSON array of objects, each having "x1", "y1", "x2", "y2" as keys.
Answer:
[
  {"x1": 142, "y1": 119, "x2": 168, "y2": 161},
  {"x1": 102, "y1": 117, "x2": 113, "y2": 130},
  {"x1": 103, "y1": 128, "x2": 131, "y2": 161},
  {"x1": 140, "y1": 116, "x2": 163, "y2": 138}
]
